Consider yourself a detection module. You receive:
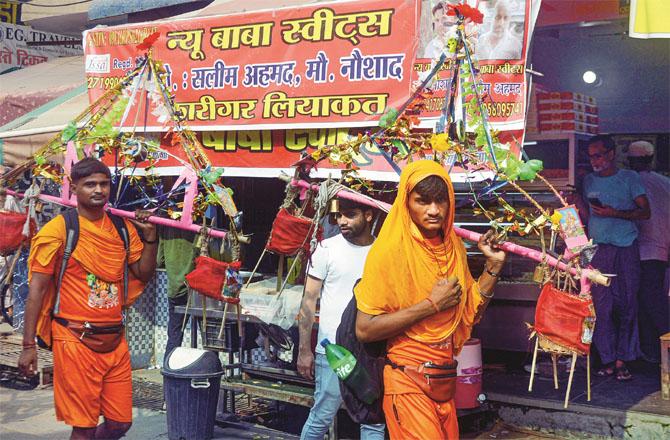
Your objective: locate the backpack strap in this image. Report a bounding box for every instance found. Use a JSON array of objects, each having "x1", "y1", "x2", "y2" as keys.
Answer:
[
  {"x1": 53, "y1": 211, "x2": 131, "y2": 317},
  {"x1": 107, "y1": 213, "x2": 130, "y2": 311},
  {"x1": 53, "y1": 209, "x2": 79, "y2": 316}
]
